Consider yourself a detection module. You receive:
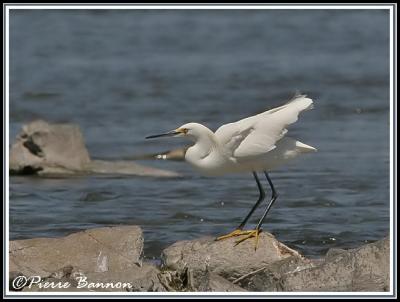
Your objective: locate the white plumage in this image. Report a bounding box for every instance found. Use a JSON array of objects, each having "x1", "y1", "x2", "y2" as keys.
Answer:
[
  {"x1": 146, "y1": 94, "x2": 317, "y2": 249},
  {"x1": 216, "y1": 94, "x2": 314, "y2": 158},
  {"x1": 172, "y1": 94, "x2": 316, "y2": 176}
]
